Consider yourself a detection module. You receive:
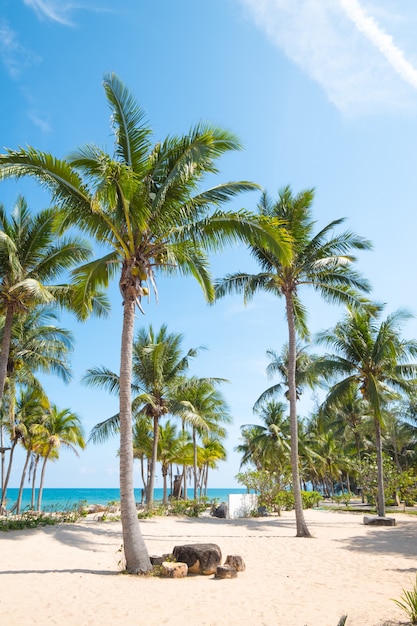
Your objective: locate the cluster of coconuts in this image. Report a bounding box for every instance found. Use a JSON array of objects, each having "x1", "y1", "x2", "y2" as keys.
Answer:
[{"x1": 131, "y1": 264, "x2": 149, "y2": 296}]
